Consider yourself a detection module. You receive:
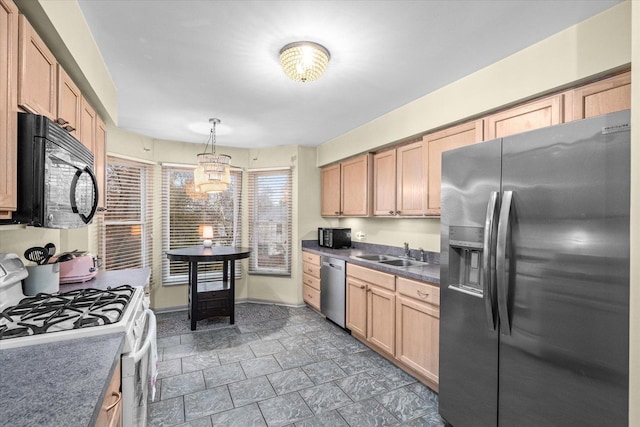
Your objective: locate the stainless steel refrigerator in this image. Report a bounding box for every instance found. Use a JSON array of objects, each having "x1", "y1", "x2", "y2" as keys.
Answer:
[{"x1": 439, "y1": 110, "x2": 630, "y2": 427}]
